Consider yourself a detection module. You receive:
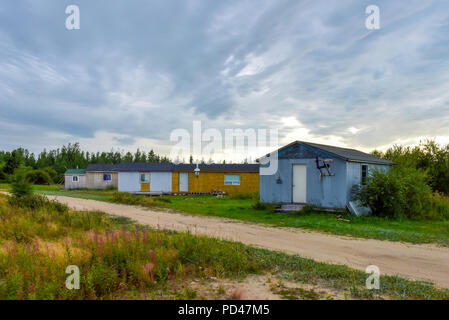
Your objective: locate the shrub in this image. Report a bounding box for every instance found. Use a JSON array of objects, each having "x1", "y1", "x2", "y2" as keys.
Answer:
[
  {"x1": 10, "y1": 167, "x2": 33, "y2": 197},
  {"x1": 297, "y1": 205, "x2": 319, "y2": 215},
  {"x1": 356, "y1": 166, "x2": 445, "y2": 219},
  {"x1": 111, "y1": 192, "x2": 156, "y2": 207},
  {"x1": 25, "y1": 169, "x2": 53, "y2": 185},
  {"x1": 42, "y1": 167, "x2": 59, "y2": 183},
  {"x1": 251, "y1": 200, "x2": 275, "y2": 211},
  {"x1": 7, "y1": 193, "x2": 68, "y2": 213}
]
